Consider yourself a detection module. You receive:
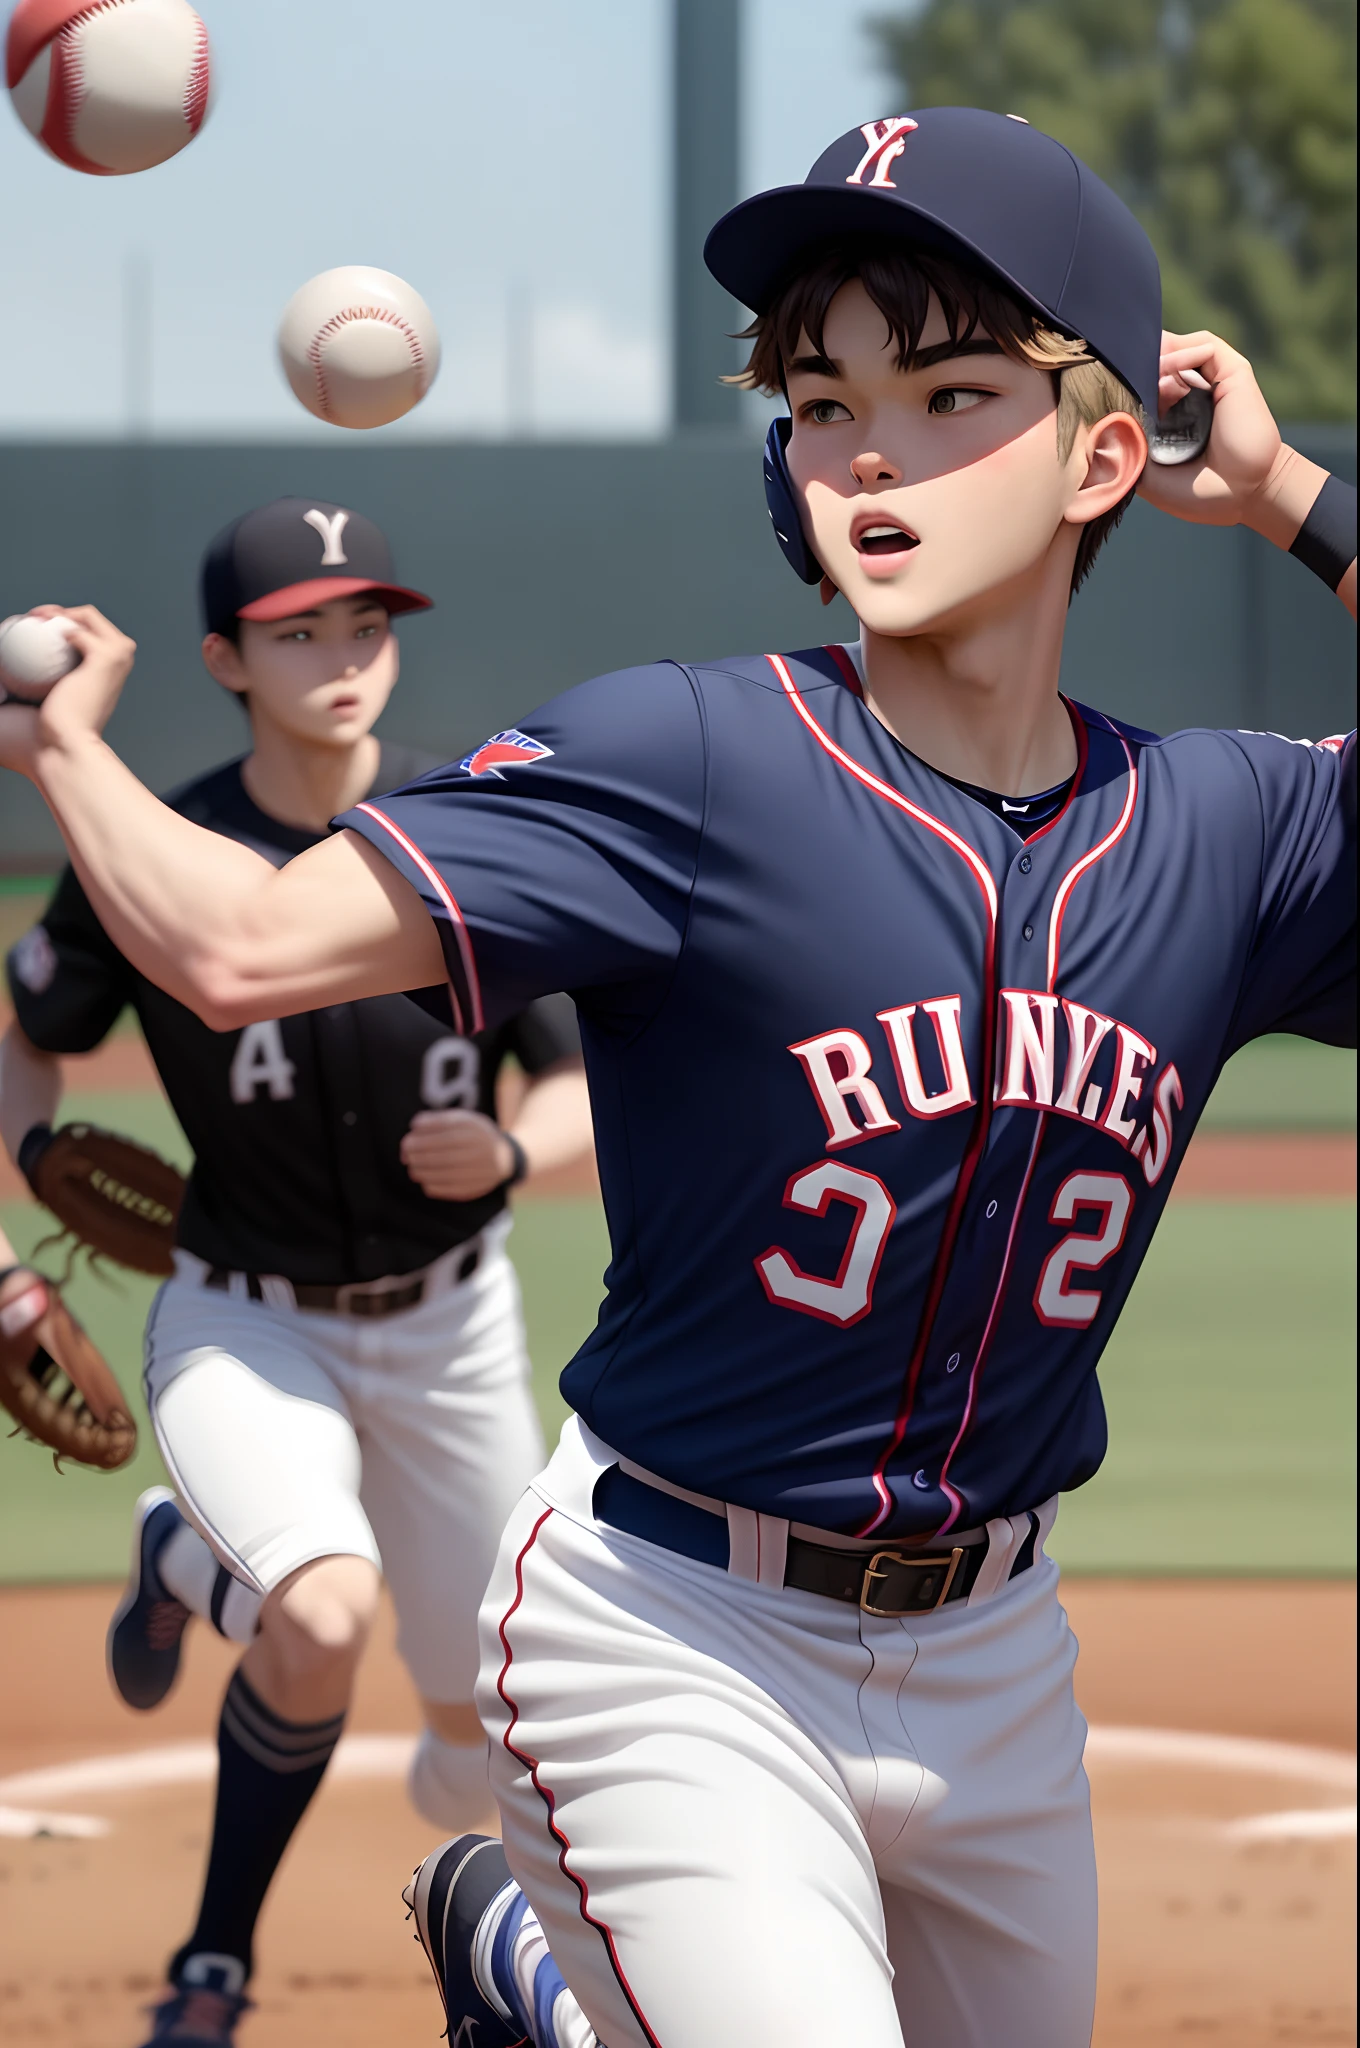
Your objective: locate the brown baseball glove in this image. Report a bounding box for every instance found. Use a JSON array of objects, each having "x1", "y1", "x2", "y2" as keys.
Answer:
[
  {"x1": 20, "y1": 1121, "x2": 184, "y2": 1277},
  {"x1": 0, "y1": 1265, "x2": 137, "y2": 1470}
]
